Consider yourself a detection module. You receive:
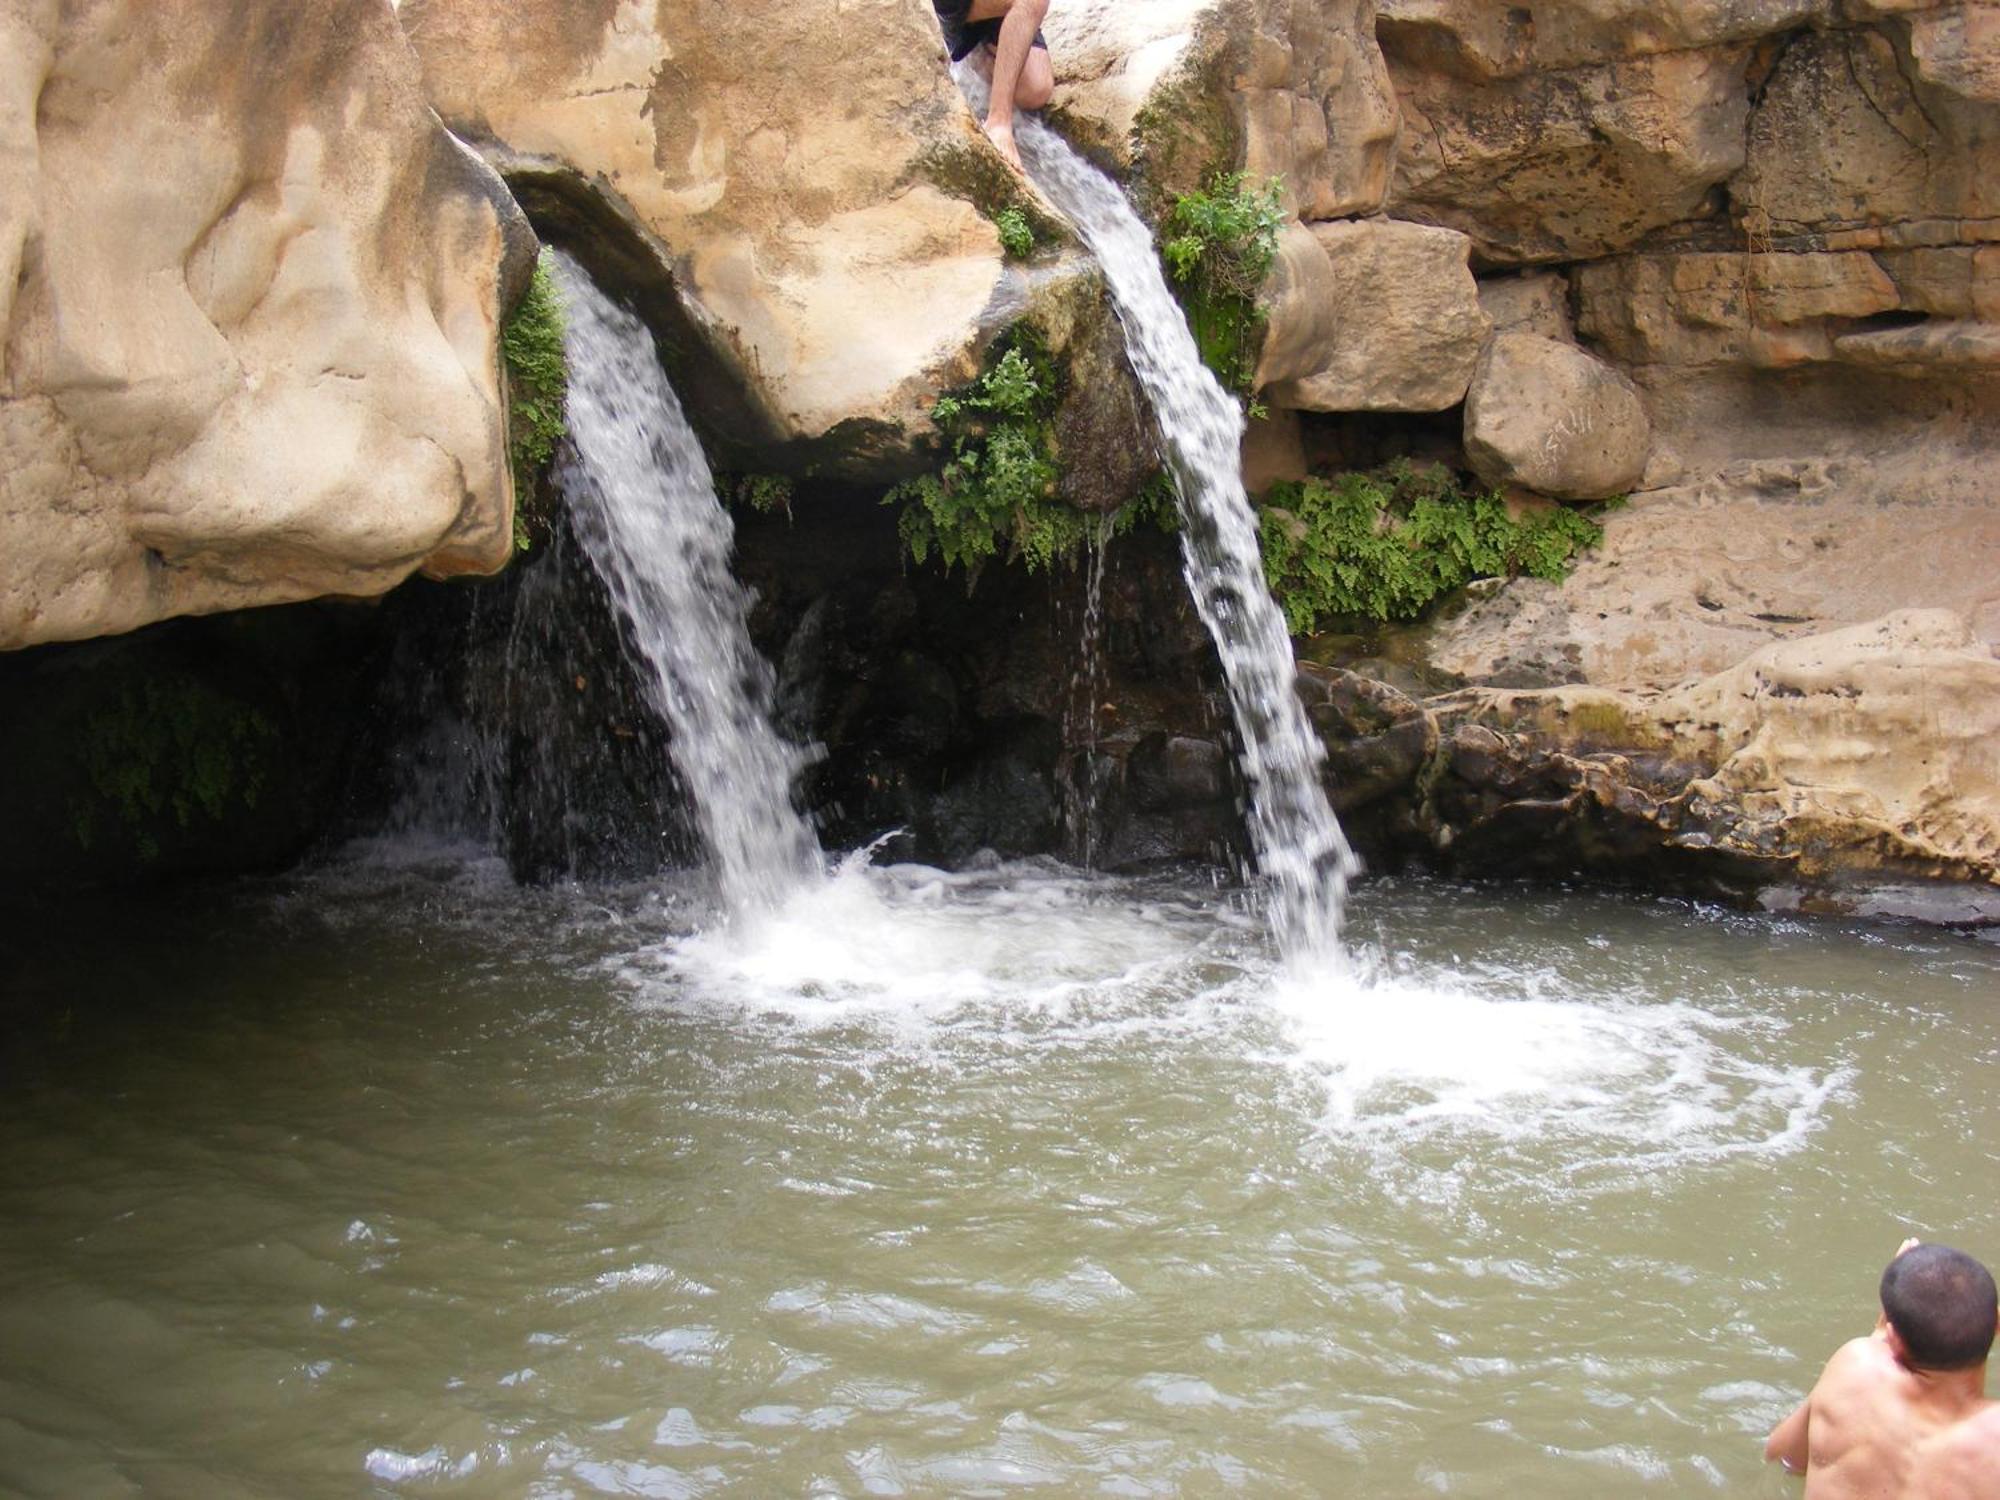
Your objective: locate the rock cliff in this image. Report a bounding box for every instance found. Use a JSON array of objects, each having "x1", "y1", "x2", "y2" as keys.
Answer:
[
  {"x1": 0, "y1": 0, "x2": 531, "y2": 651},
  {"x1": 398, "y1": 0, "x2": 1145, "y2": 479},
  {"x1": 2, "y1": 0, "x2": 1993, "y2": 917},
  {"x1": 1047, "y1": 0, "x2": 1998, "y2": 913}
]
